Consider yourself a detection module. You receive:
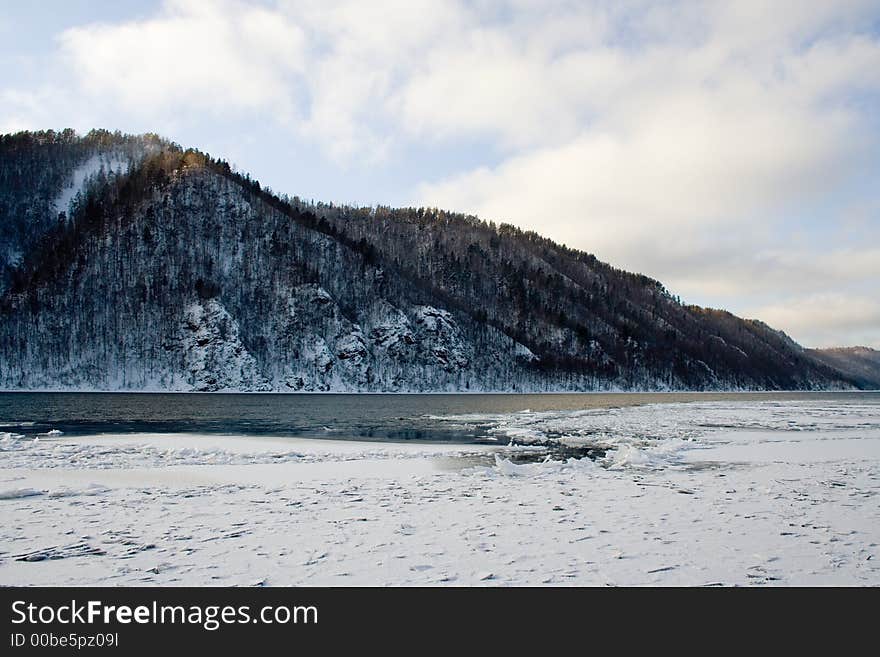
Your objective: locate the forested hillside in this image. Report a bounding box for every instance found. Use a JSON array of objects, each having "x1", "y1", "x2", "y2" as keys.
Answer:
[
  {"x1": 808, "y1": 347, "x2": 880, "y2": 389},
  {"x1": 0, "y1": 130, "x2": 860, "y2": 391}
]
